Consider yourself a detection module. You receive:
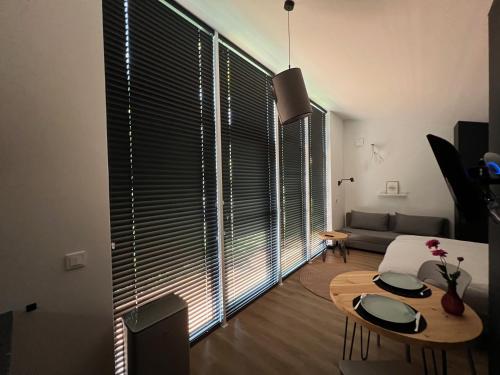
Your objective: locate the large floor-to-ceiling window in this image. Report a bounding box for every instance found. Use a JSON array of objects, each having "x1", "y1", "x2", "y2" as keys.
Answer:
[
  {"x1": 309, "y1": 105, "x2": 327, "y2": 258},
  {"x1": 280, "y1": 119, "x2": 307, "y2": 276},
  {"x1": 219, "y1": 39, "x2": 279, "y2": 316},
  {"x1": 103, "y1": 1, "x2": 220, "y2": 372},
  {"x1": 102, "y1": 0, "x2": 327, "y2": 373},
  {"x1": 279, "y1": 104, "x2": 327, "y2": 275}
]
